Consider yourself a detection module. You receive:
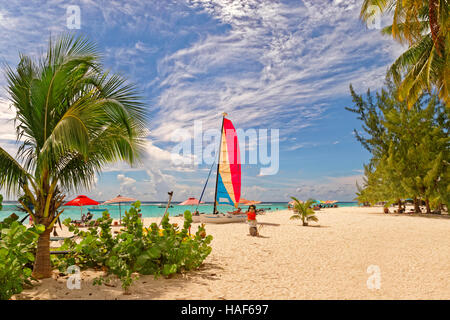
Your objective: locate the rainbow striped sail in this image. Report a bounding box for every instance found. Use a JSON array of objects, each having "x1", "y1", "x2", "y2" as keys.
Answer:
[{"x1": 216, "y1": 118, "x2": 241, "y2": 207}]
